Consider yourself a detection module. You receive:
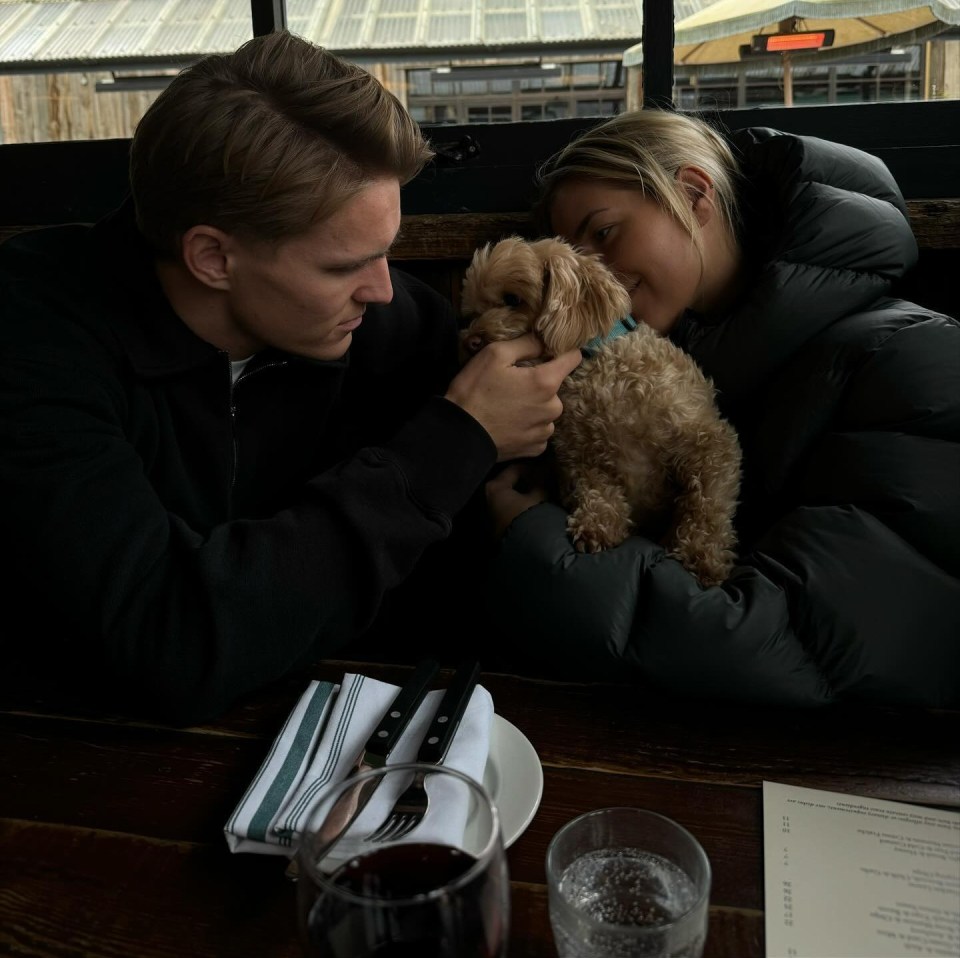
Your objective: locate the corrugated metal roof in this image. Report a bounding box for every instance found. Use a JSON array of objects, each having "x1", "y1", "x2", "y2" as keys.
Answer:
[
  {"x1": 0, "y1": 5, "x2": 67, "y2": 63},
  {"x1": 0, "y1": 0, "x2": 677, "y2": 68}
]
